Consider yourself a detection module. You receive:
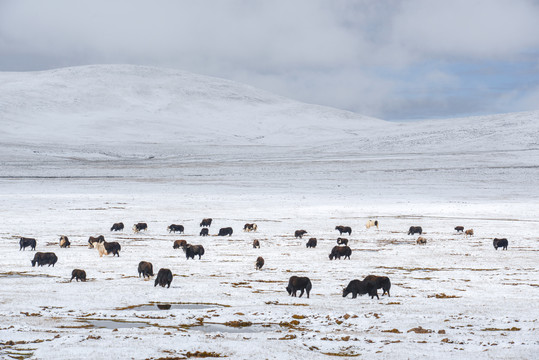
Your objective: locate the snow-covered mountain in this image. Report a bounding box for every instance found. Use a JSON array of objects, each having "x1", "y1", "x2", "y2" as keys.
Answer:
[
  {"x1": 1, "y1": 64, "x2": 537, "y2": 152},
  {"x1": 0, "y1": 65, "x2": 537, "y2": 201},
  {"x1": 0, "y1": 64, "x2": 384, "y2": 147}
]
